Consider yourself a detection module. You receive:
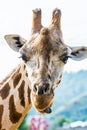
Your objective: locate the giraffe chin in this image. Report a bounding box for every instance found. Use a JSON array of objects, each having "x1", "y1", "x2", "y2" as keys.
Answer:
[{"x1": 30, "y1": 91, "x2": 54, "y2": 114}]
